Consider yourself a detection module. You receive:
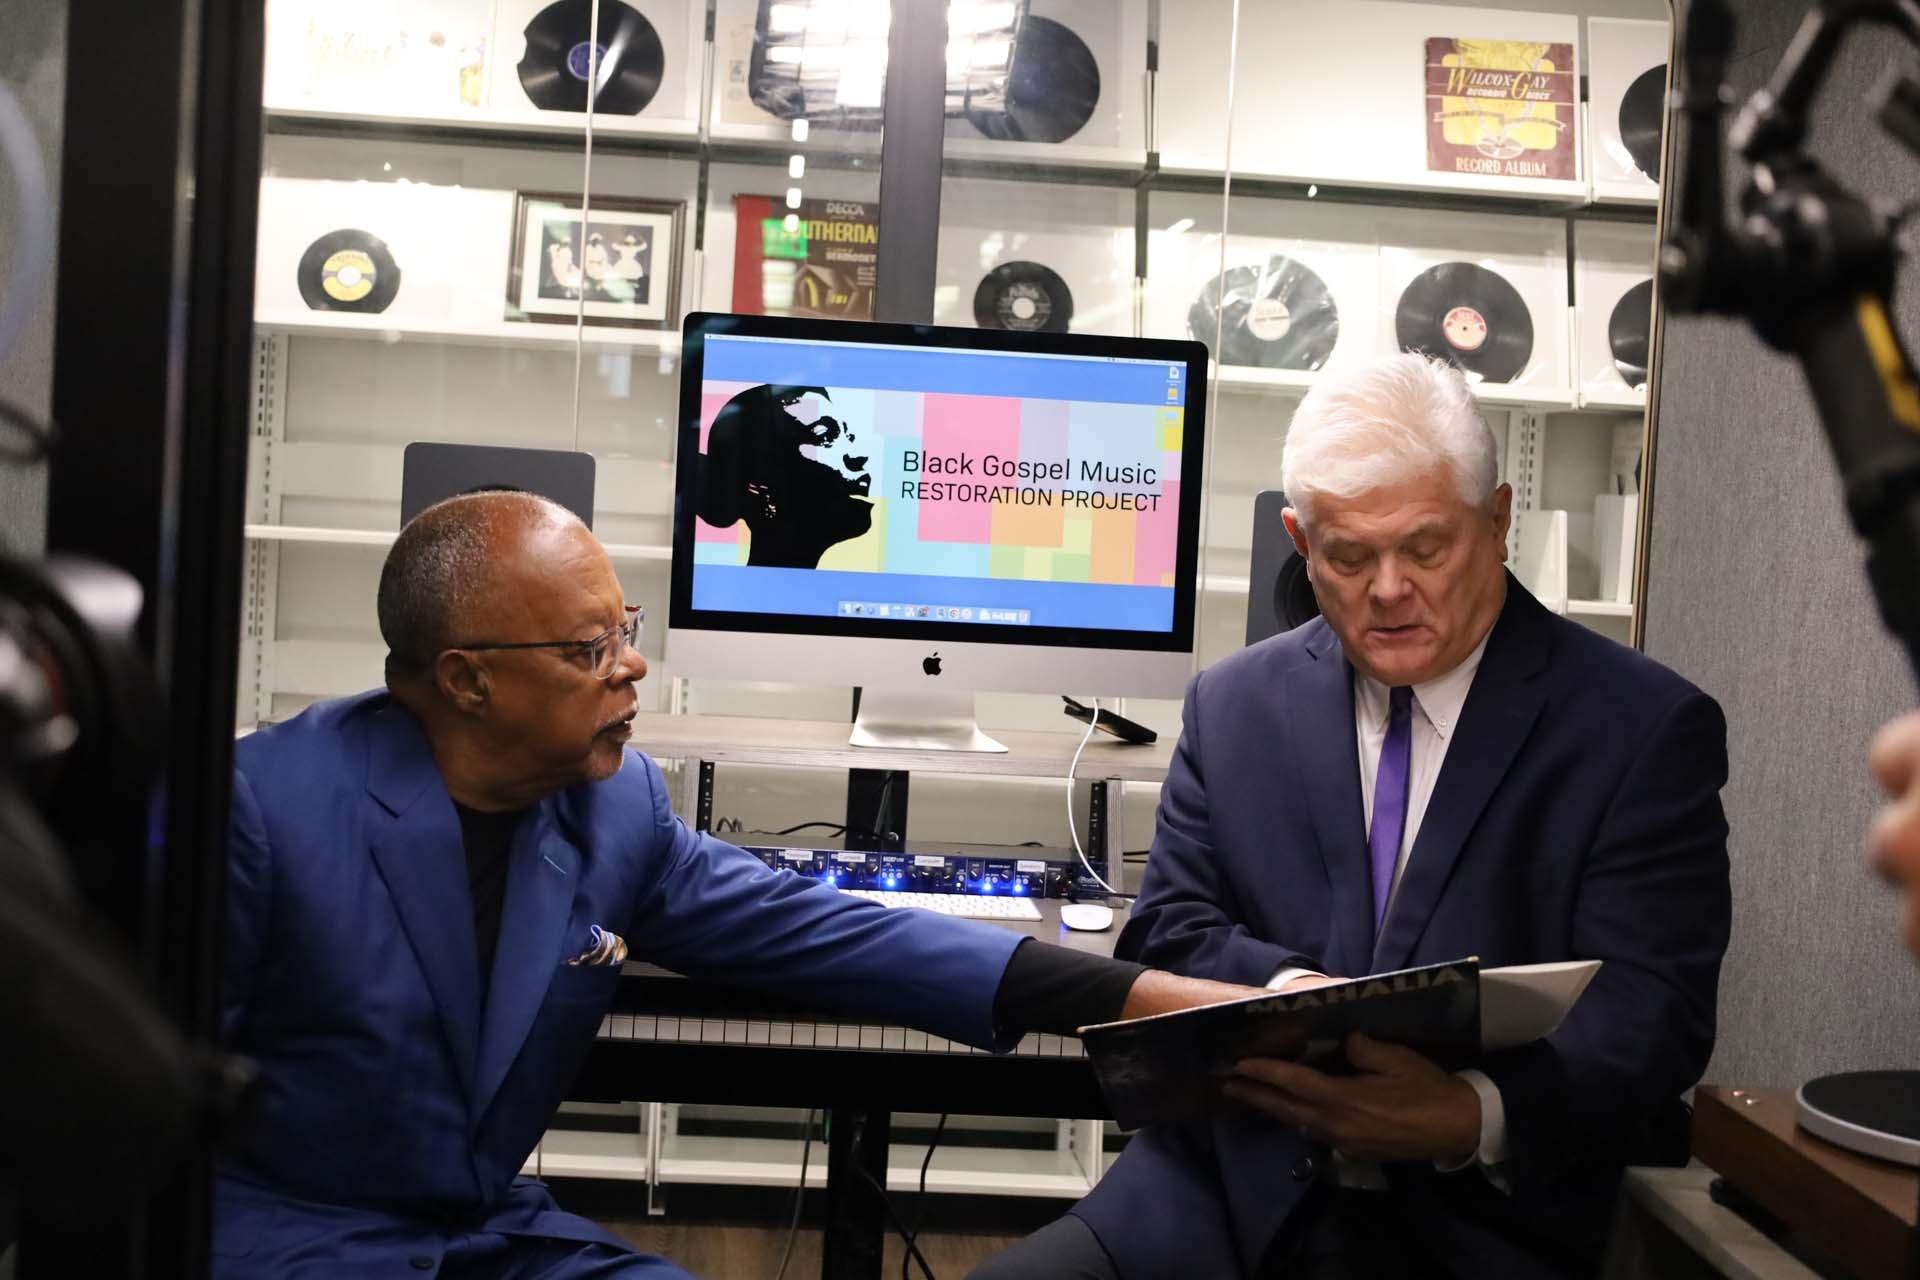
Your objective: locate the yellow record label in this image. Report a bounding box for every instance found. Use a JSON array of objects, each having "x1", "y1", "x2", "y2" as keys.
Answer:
[{"x1": 321, "y1": 249, "x2": 377, "y2": 303}]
